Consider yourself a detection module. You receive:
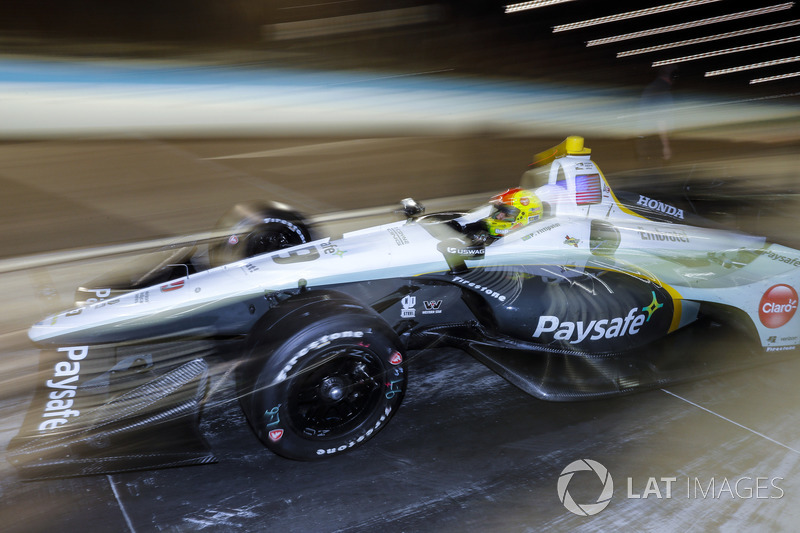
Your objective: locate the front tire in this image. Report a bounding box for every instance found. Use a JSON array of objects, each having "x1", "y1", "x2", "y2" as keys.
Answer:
[{"x1": 239, "y1": 296, "x2": 407, "y2": 460}]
